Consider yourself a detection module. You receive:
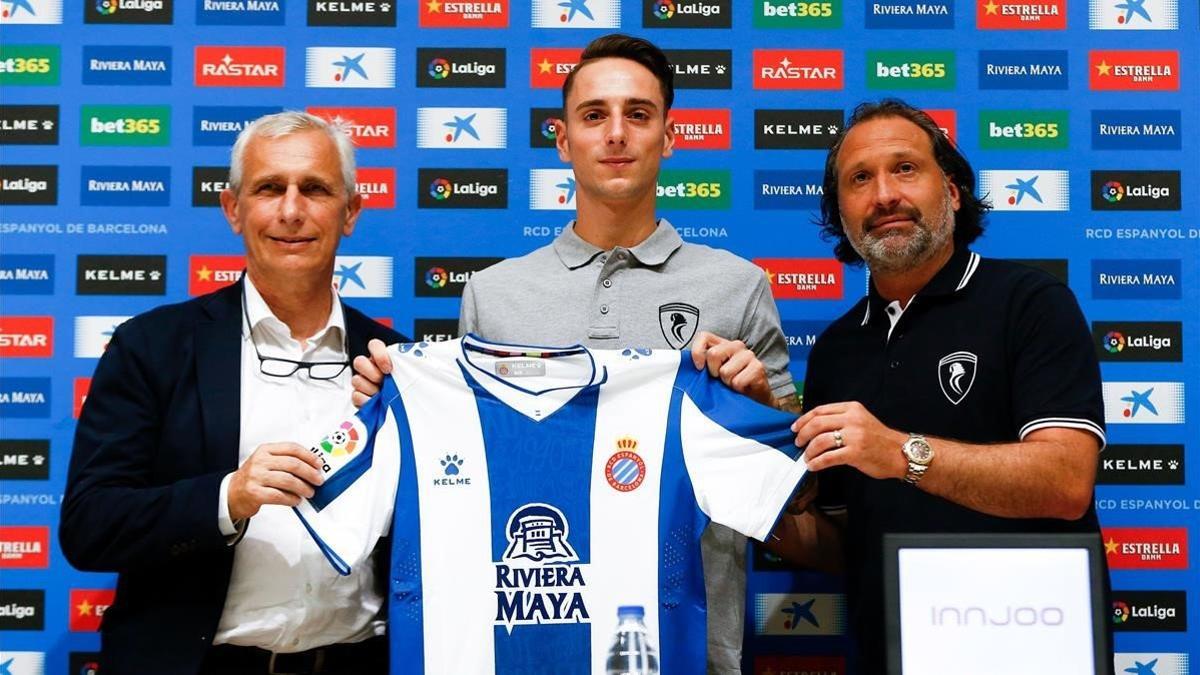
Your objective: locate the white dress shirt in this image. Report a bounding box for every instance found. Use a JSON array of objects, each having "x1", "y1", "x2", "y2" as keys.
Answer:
[{"x1": 213, "y1": 275, "x2": 385, "y2": 653}]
